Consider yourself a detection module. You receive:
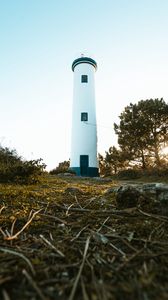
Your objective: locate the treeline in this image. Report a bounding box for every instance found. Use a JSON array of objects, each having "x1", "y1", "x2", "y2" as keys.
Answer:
[
  {"x1": 100, "y1": 98, "x2": 168, "y2": 177},
  {"x1": 0, "y1": 146, "x2": 46, "y2": 184}
]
